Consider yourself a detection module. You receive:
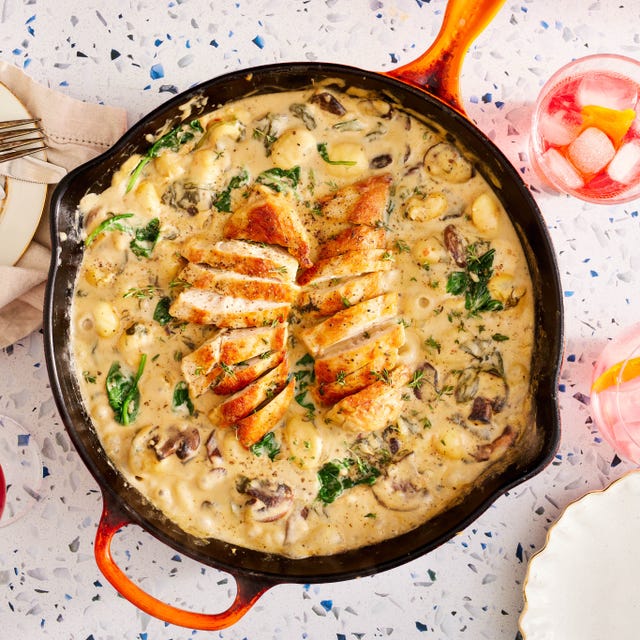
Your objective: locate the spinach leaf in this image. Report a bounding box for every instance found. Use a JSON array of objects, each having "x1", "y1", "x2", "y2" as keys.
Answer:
[
  {"x1": 153, "y1": 296, "x2": 173, "y2": 325},
  {"x1": 106, "y1": 354, "x2": 147, "y2": 425},
  {"x1": 126, "y1": 120, "x2": 203, "y2": 193},
  {"x1": 172, "y1": 380, "x2": 194, "y2": 415},
  {"x1": 250, "y1": 431, "x2": 281, "y2": 461},
  {"x1": 293, "y1": 353, "x2": 315, "y2": 418},
  {"x1": 256, "y1": 166, "x2": 300, "y2": 193},
  {"x1": 85, "y1": 213, "x2": 134, "y2": 247},
  {"x1": 316, "y1": 142, "x2": 357, "y2": 166},
  {"x1": 446, "y1": 244, "x2": 504, "y2": 315},
  {"x1": 130, "y1": 218, "x2": 160, "y2": 258},
  {"x1": 213, "y1": 169, "x2": 249, "y2": 212},
  {"x1": 317, "y1": 457, "x2": 381, "y2": 504}
]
